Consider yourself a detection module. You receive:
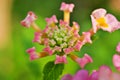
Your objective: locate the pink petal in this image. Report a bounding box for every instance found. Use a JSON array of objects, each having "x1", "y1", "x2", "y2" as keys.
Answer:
[
  {"x1": 113, "y1": 54, "x2": 120, "y2": 71},
  {"x1": 55, "y1": 55, "x2": 67, "y2": 64},
  {"x1": 73, "y1": 70, "x2": 89, "y2": 80},
  {"x1": 91, "y1": 8, "x2": 106, "y2": 19},
  {"x1": 75, "y1": 54, "x2": 93, "y2": 68},
  {"x1": 45, "y1": 15, "x2": 58, "y2": 25},
  {"x1": 89, "y1": 71, "x2": 99, "y2": 80},
  {"x1": 21, "y1": 11, "x2": 37, "y2": 28},
  {"x1": 43, "y1": 38, "x2": 49, "y2": 46},
  {"x1": 111, "y1": 72, "x2": 120, "y2": 80},
  {"x1": 32, "y1": 32, "x2": 42, "y2": 43},
  {"x1": 29, "y1": 54, "x2": 39, "y2": 61},
  {"x1": 74, "y1": 41, "x2": 83, "y2": 51},
  {"x1": 26, "y1": 47, "x2": 39, "y2": 60},
  {"x1": 60, "y1": 2, "x2": 74, "y2": 12},
  {"x1": 98, "y1": 65, "x2": 112, "y2": 80},
  {"x1": 59, "y1": 20, "x2": 69, "y2": 27},
  {"x1": 104, "y1": 14, "x2": 119, "y2": 32},
  {"x1": 90, "y1": 15, "x2": 98, "y2": 33},
  {"x1": 63, "y1": 47, "x2": 74, "y2": 54},
  {"x1": 26, "y1": 47, "x2": 36, "y2": 55},
  {"x1": 43, "y1": 46, "x2": 54, "y2": 55},
  {"x1": 116, "y1": 42, "x2": 120, "y2": 53},
  {"x1": 82, "y1": 32, "x2": 92, "y2": 44},
  {"x1": 61, "y1": 74, "x2": 73, "y2": 80}
]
